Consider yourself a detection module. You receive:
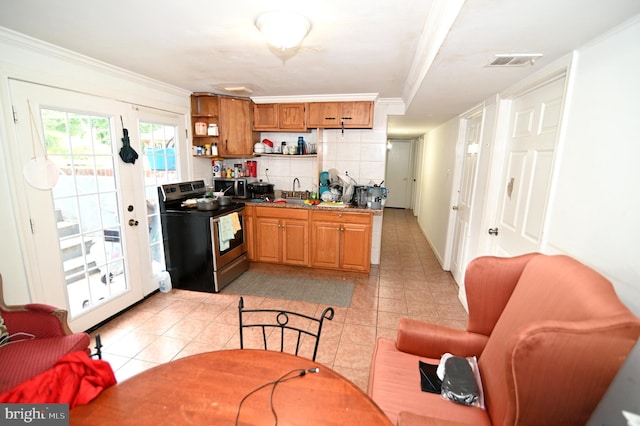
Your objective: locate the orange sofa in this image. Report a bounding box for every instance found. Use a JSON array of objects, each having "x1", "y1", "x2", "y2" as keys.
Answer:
[{"x1": 368, "y1": 253, "x2": 640, "y2": 425}]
